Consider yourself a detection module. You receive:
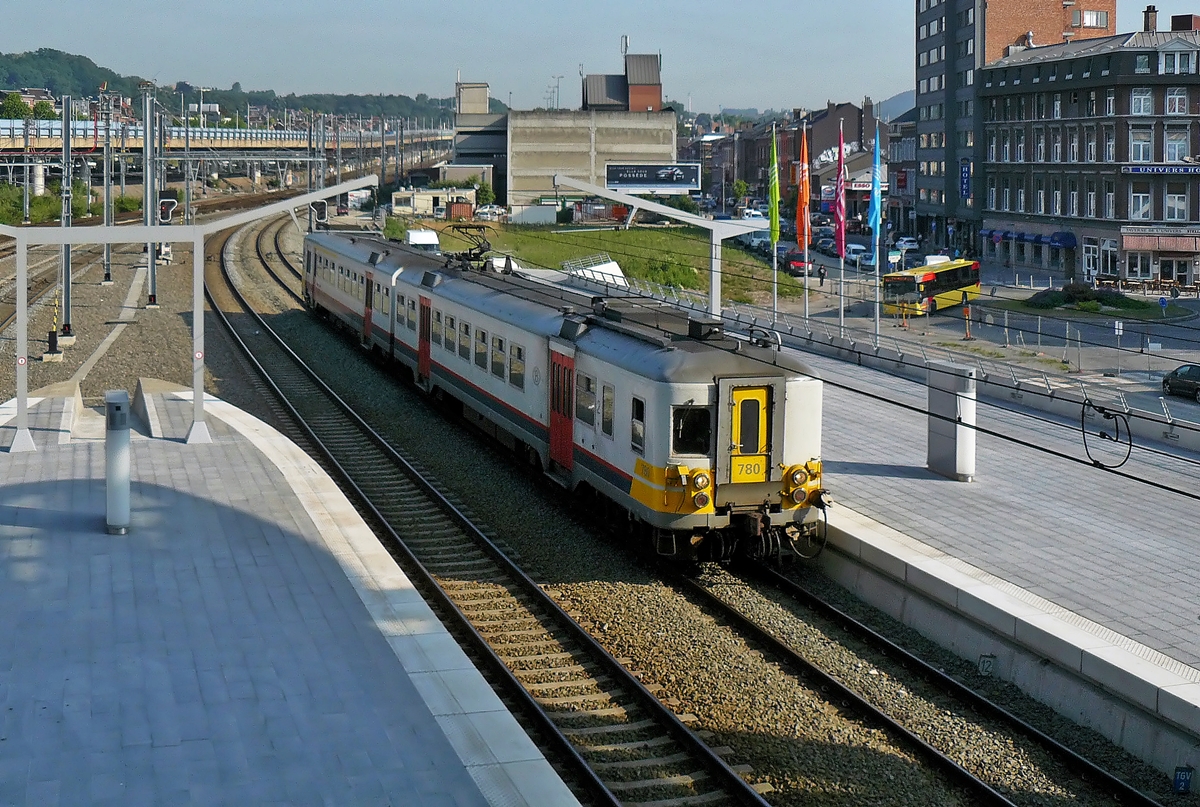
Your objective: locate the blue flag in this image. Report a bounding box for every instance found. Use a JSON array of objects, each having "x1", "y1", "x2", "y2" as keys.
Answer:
[{"x1": 867, "y1": 121, "x2": 881, "y2": 240}]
